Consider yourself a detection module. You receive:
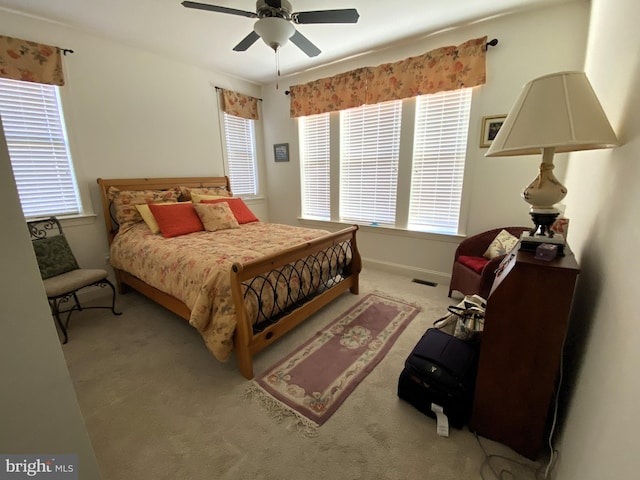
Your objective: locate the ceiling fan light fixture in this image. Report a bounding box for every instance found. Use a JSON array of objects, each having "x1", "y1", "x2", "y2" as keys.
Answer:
[
  {"x1": 254, "y1": 17, "x2": 295, "y2": 51},
  {"x1": 183, "y1": 1, "x2": 358, "y2": 57}
]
